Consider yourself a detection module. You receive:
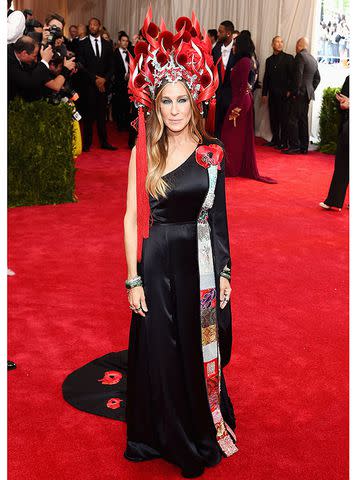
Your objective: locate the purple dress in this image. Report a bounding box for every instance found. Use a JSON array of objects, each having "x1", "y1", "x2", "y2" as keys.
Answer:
[{"x1": 221, "y1": 57, "x2": 276, "y2": 183}]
